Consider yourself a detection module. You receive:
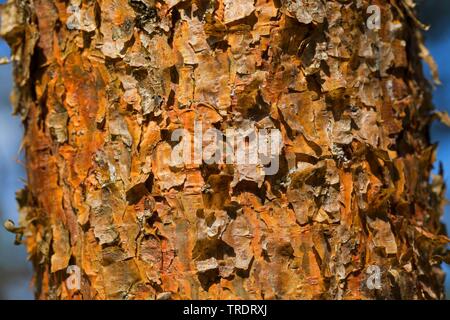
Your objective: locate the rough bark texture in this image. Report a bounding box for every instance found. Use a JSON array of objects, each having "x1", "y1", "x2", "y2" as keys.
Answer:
[{"x1": 1, "y1": 0, "x2": 449, "y2": 299}]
